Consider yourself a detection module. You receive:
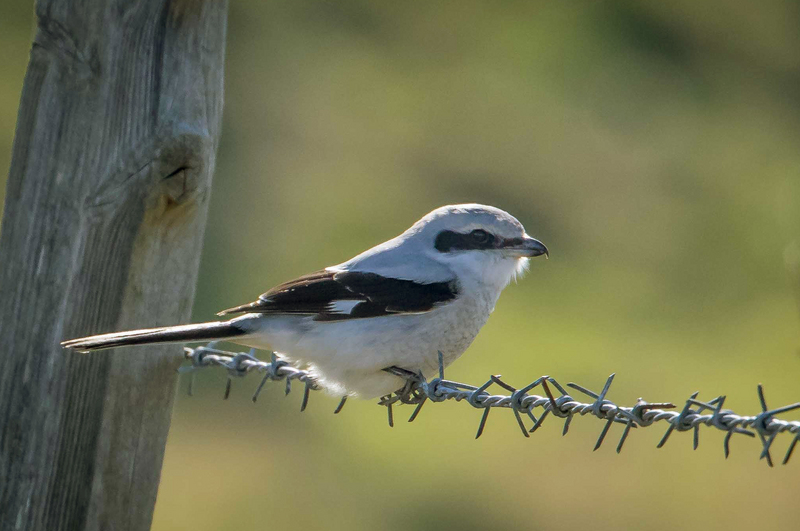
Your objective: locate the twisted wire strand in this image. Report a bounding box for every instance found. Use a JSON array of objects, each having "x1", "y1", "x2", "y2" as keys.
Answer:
[{"x1": 181, "y1": 343, "x2": 800, "y2": 466}]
